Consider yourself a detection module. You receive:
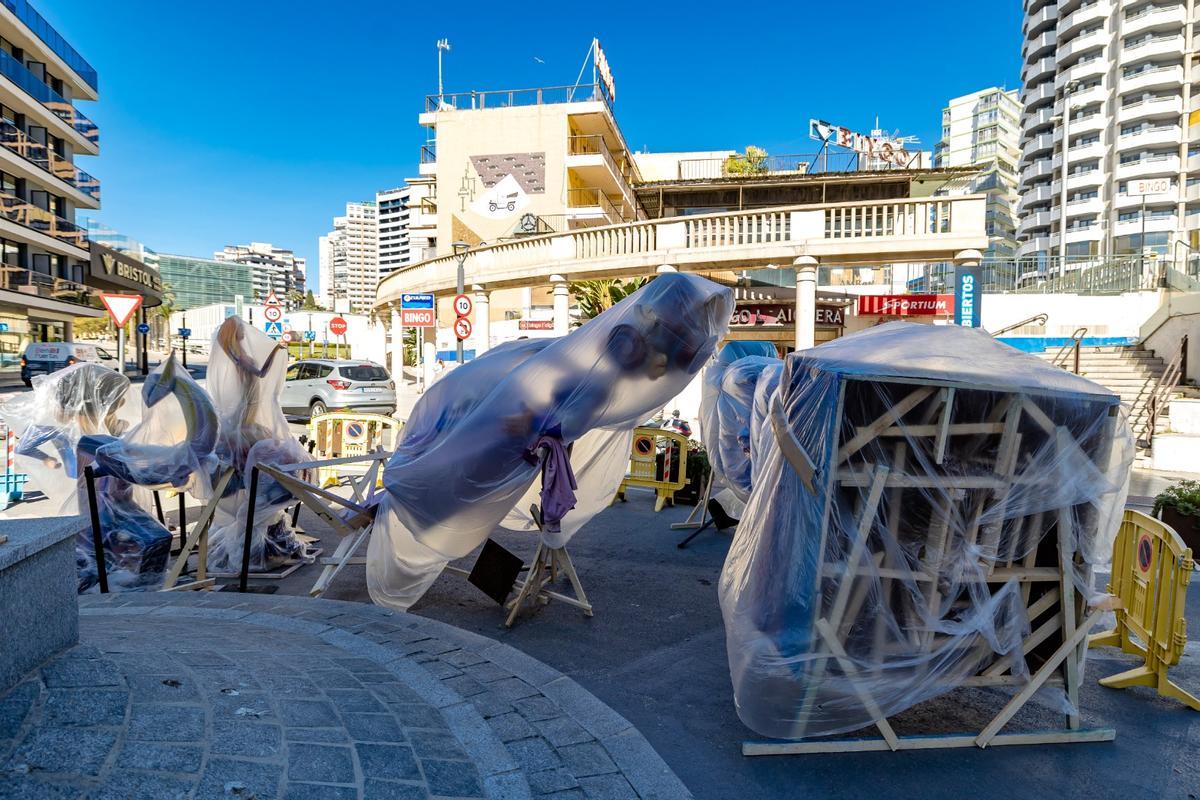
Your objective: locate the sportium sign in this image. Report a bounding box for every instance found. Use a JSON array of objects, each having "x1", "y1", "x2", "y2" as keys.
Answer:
[{"x1": 857, "y1": 294, "x2": 955, "y2": 316}]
